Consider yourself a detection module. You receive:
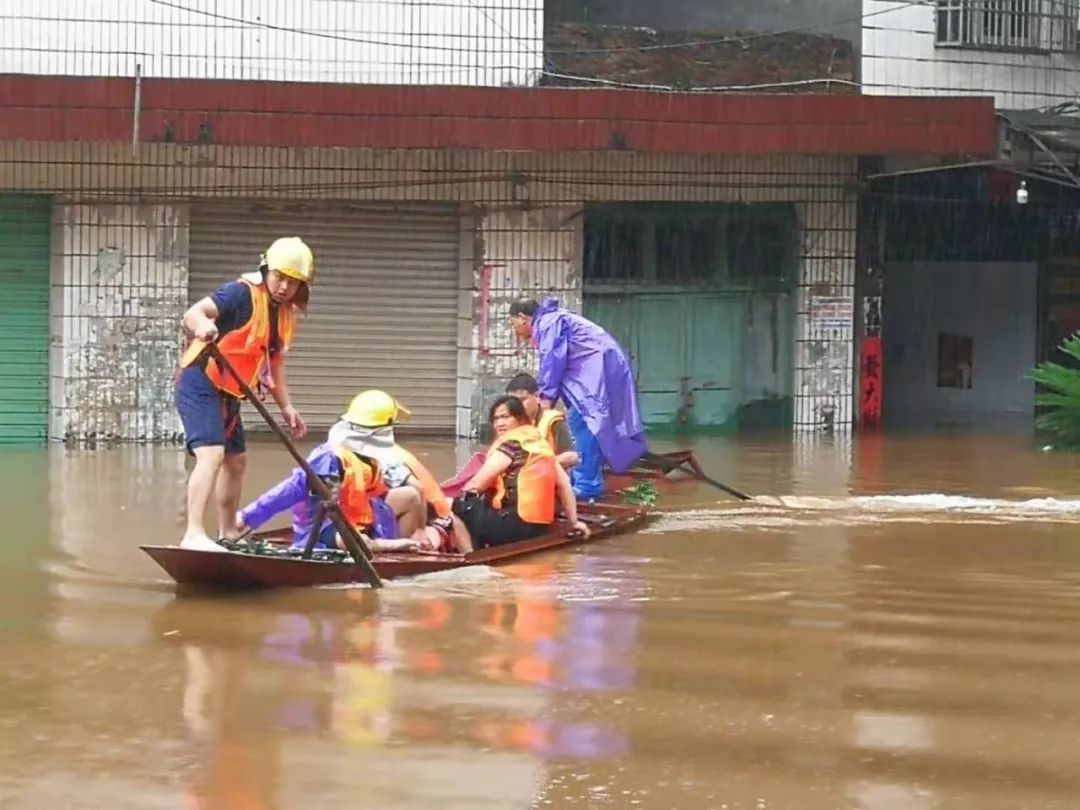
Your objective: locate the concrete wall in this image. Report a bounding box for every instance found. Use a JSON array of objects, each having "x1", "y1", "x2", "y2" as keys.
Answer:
[
  {"x1": 882, "y1": 262, "x2": 1037, "y2": 426},
  {"x1": 862, "y1": 0, "x2": 1080, "y2": 109},
  {"x1": 49, "y1": 203, "x2": 188, "y2": 443},
  {"x1": 8, "y1": 143, "x2": 856, "y2": 439},
  {"x1": 2, "y1": 0, "x2": 542, "y2": 86}
]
